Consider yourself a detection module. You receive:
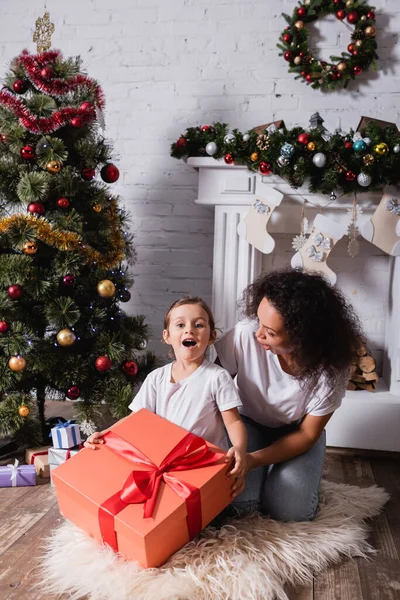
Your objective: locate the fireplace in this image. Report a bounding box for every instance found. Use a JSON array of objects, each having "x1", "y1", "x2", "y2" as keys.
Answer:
[{"x1": 188, "y1": 157, "x2": 400, "y2": 451}]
